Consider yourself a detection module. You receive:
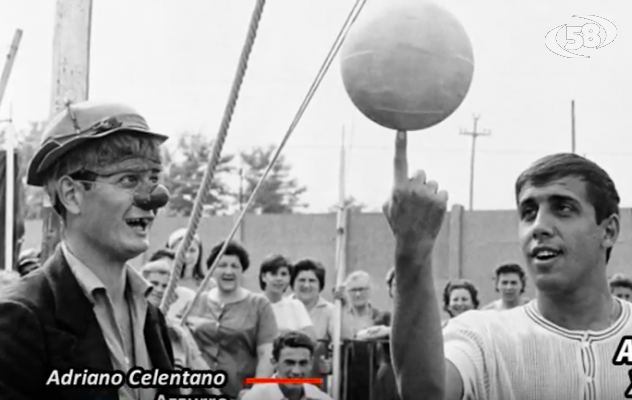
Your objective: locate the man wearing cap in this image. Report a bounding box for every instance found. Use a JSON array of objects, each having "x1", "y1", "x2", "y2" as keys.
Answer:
[{"x1": 0, "y1": 101, "x2": 180, "y2": 400}]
